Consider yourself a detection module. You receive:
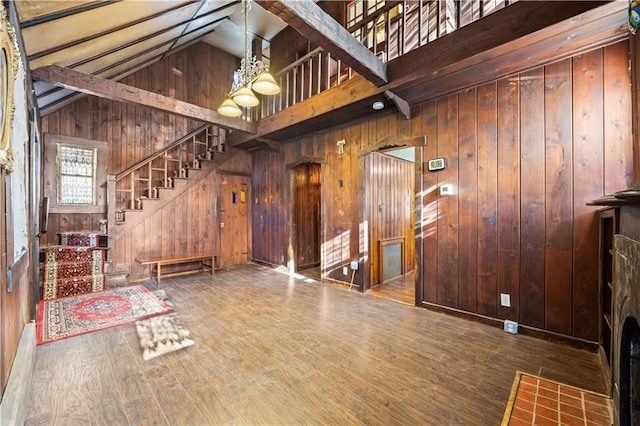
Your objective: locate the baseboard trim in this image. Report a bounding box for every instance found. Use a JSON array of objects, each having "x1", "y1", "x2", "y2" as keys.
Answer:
[
  {"x1": 0, "y1": 322, "x2": 36, "y2": 426},
  {"x1": 419, "y1": 301, "x2": 599, "y2": 352}
]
